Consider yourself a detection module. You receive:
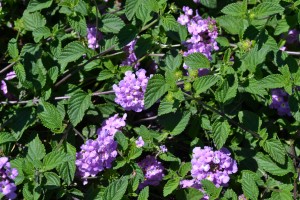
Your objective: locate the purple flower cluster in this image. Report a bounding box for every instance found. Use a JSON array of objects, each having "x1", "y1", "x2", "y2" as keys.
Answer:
[
  {"x1": 138, "y1": 155, "x2": 164, "y2": 189},
  {"x1": 178, "y1": 6, "x2": 218, "y2": 60},
  {"x1": 0, "y1": 157, "x2": 18, "y2": 200},
  {"x1": 87, "y1": 25, "x2": 102, "y2": 49},
  {"x1": 121, "y1": 40, "x2": 140, "y2": 69},
  {"x1": 135, "y1": 136, "x2": 144, "y2": 148},
  {"x1": 181, "y1": 146, "x2": 237, "y2": 189},
  {"x1": 285, "y1": 29, "x2": 299, "y2": 44},
  {"x1": 75, "y1": 114, "x2": 126, "y2": 185},
  {"x1": 1, "y1": 71, "x2": 16, "y2": 96},
  {"x1": 113, "y1": 69, "x2": 150, "y2": 112},
  {"x1": 270, "y1": 89, "x2": 291, "y2": 116}
]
